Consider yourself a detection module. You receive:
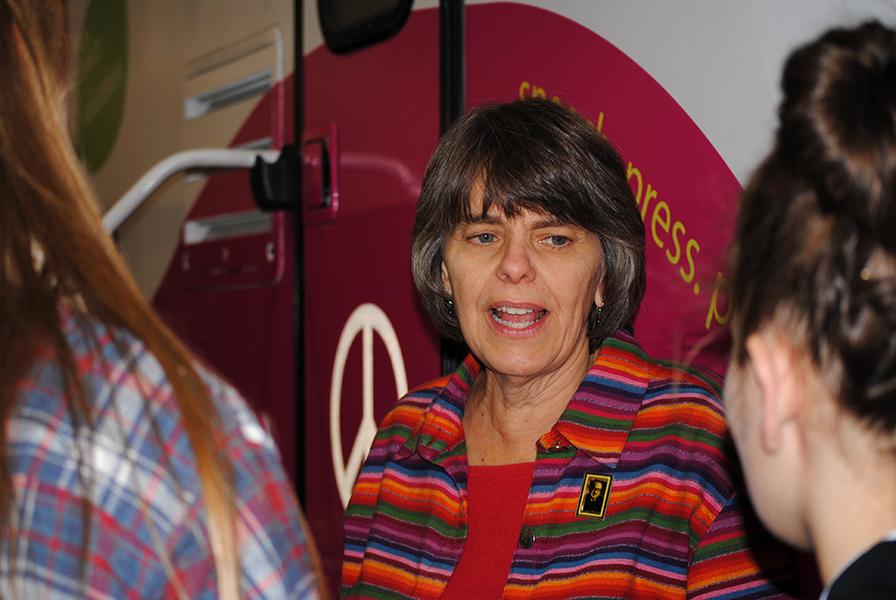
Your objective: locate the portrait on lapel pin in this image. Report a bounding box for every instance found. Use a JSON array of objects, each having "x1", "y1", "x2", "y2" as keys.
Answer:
[{"x1": 577, "y1": 473, "x2": 612, "y2": 518}]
